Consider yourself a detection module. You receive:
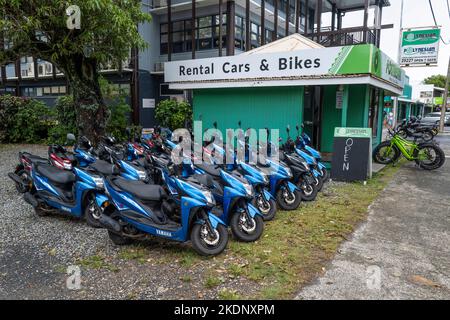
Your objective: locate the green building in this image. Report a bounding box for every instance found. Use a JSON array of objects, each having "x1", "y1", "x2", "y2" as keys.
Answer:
[{"x1": 165, "y1": 35, "x2": 406, "y2": 162}]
